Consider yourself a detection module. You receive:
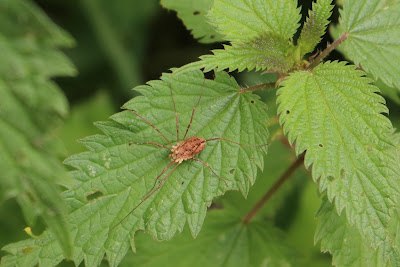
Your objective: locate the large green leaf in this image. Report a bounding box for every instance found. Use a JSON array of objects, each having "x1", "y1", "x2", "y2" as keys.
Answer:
[
  {"x1": 1, "y1": 71, "x2": 269, "y2": 266},
  {"x1": 277, "y1": 61, "x2": 400, "y2": 249},
  {"x1": 119, "y1": 209, "x2": 297, "y2": 267},
  {"x1": 332, "y1": 0, "x2": 400, "y2": 88},
  {"x1": 0, "y1": 0, "x2": 76, "y2": 258},
  {"x1": 161, "y1": 0, "x2": 224, "y2": 43}
]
